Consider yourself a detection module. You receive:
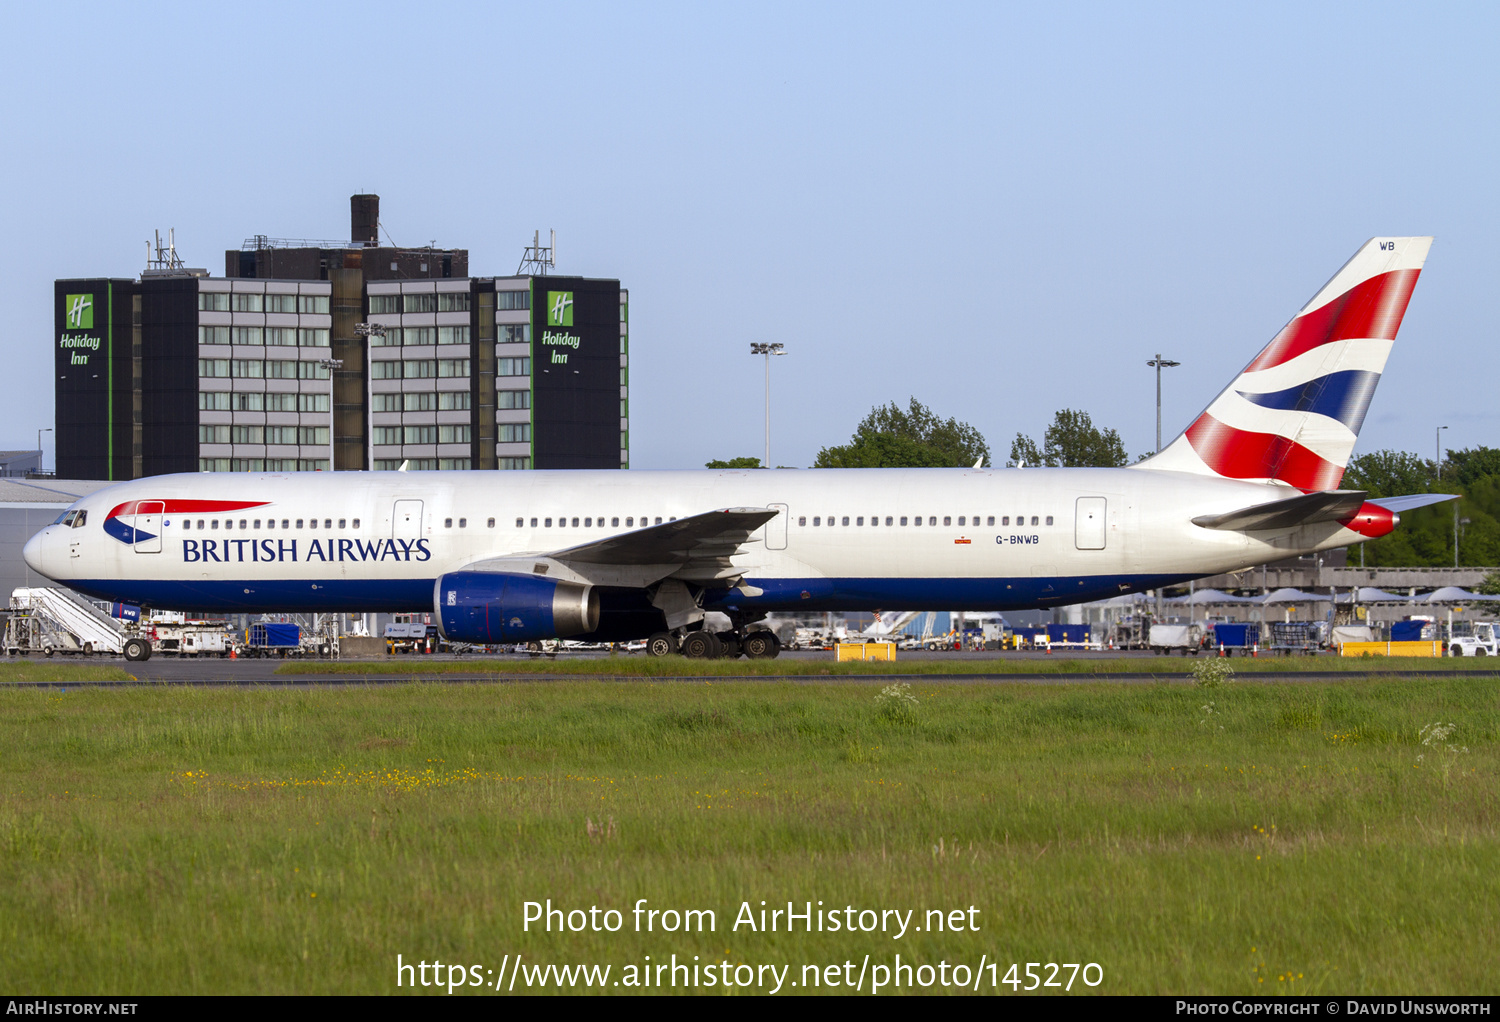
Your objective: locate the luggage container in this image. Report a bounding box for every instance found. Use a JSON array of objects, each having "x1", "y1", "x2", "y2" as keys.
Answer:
[
  {"x1": 1212, "y1": 622, "x2": 1260, "y2": 656},
  {"x1": 244, "y1": 622, "x2": 301, "y2": 658},
  {"x1": 1149, "y1": 623, "x2": 1205, "y2": 655}
]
